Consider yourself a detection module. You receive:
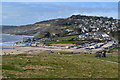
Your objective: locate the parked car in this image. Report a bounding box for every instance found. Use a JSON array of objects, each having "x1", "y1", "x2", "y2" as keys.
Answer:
[
  {"x1": 65, "y1": 46, "x2": 70, "y2": 49},
  {"x1": 90, "y1": 43, "x2": 96, "y2": 46},
  {"x1": 76, "y1": 45, "x2": 84, "y2": 48},
  {"x1": 86, "y1": 46, "x2": 95, "y2": 49},
  {"x1": 94, "y1": 45, "x2": 101, "y2": 49}
]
